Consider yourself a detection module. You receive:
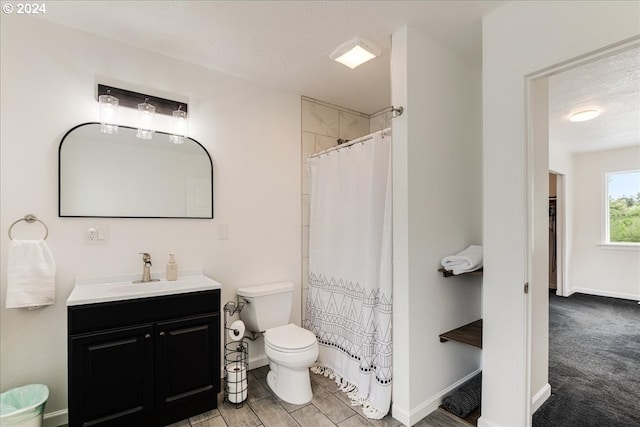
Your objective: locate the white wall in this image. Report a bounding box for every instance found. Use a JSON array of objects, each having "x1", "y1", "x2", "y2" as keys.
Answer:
[
  {"x1": 391, "y1": 26, "x2": 482, "y2": 426},
  {"x1": 0, "y1": 17, "x2": 301, "y2": 423},
  {"x1": 570, "y1": 146, "x2": 640, "y2": 299},
  {"x1": 482, "y1": 2, "x2": 640, "y2": 426}
]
